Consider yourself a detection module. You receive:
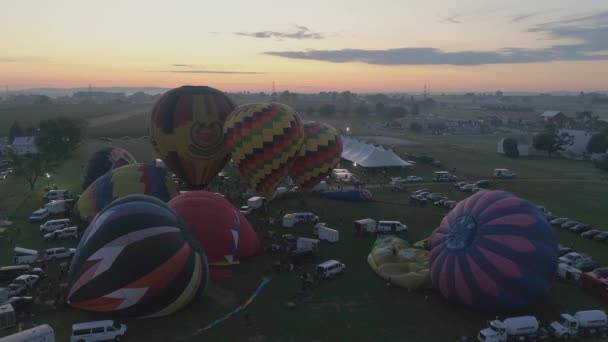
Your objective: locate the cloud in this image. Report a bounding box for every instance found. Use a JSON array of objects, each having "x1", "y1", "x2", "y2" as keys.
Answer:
[
  {"x1": 440, "y1": 14, "x2": 462, "y2": 24},
  {"x1": 264, "y1": 11, "x2": 608, "y2": 66},
  {"x1": 0, "y1": 58, "x2": 23, "y2": 62},
  {"x1": 235, "y1": 25, "x2": 325, "y2": 40},
  {"x1": 154, "y1": 70, "x2": 265, "y2": 74},
  {"x1": 512, "y1": 12, "x2": 543, "y2": 23},
  {"x1": 171, "y1": 64, "x2": 195, "y2": 67}
]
